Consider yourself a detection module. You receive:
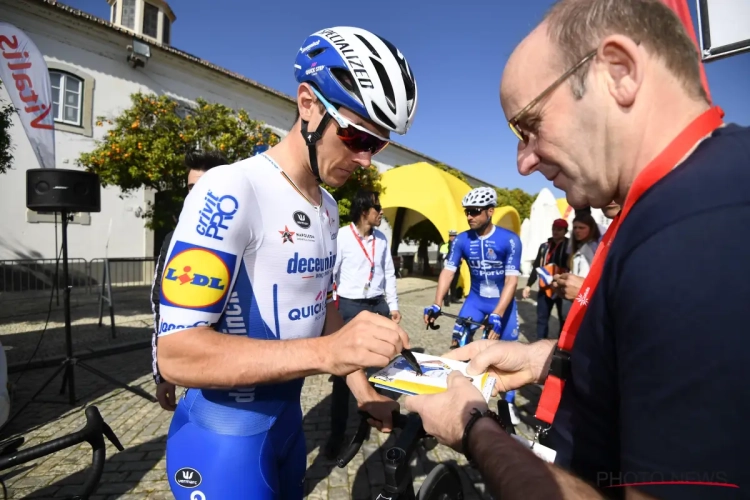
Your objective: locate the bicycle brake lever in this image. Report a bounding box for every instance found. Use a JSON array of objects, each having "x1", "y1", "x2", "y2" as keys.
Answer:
[{"x1": 102, "y1": 422, "x2": 124, "y2": 452}]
